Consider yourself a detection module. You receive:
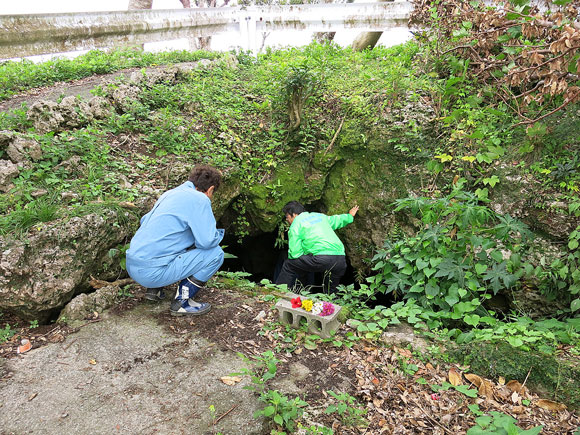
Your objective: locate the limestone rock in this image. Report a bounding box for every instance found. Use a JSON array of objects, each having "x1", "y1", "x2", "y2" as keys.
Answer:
[
  {"x1": 0, "y1": 160, "x2": 20, "y2": 192},
  {"x1": 27, "y1": 100, "x2": 64, "y2": 134},
  {"x1": 144, "y1": 67, "x2": 179, "y2": 87},
  {"x1": 111, "y1": 84, "x2": 141, "y2": 111},
  {"x1": 381, "y1": 322, "x2": 429, "y2": 353},
  {"x1": 55, "y1": 155, "x2": 85, "y2": 176},
  {"x1": 58, "y1": 96, "x2": 93, "y2": 128},
  {"x1": 0, "y1": 209, "x2": 133, "y2": 320},
  {"x1": 88, "y1": 96, "x2": 113, "y2": 119},
  {"x1": 31, "y1": 189, "x2": 49, "y2": 198},
  {"x1": 58, "y1": 284, "x2": 120, "y2": 326},
  {"x1": 0, "y1": 130, "x2": 16, "y2": 149},
  {"x1": 491, "y1": 169, "x2": 580, "y2": 241},
  {"x1": 6, "y1": 136, "x2": 42, "y2": 163}
]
